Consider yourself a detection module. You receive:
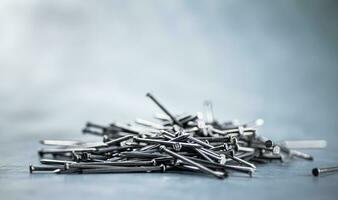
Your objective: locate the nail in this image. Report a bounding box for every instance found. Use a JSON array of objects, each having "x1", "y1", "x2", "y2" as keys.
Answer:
[
  {"x1": 152, "y1": 156, "x2": 175, "y2": 165},
  {"x1": 196, "y1": 112, "x2": 209, "y2": 136},
  {"x1": 29, "y1": 164, "x2": 62, "y2": 173},
  {"x1": 224, "y1": 165, "x2": 254, "y2": 177},
  {"x1": 186, "y1": 157, "x2": 254, "y2": 176},
  {"x1": 68, "y1": 160, "x2": 156, "y2": 169},
  {"x1": 194, "y1": 148, "x2": 215, "y2": 163},
  {"x1": 242, "y1": 118, "x2": 264, "y2": 128},
  {"x1": 199, "y1": 148, "x2": 222, "y2": 161},
  {"x1": 178, "y1": 114, "x2": 198, "y2": 125},
  {"x1": 109, "y1": 122, "x2": 140, "y2": 134},
  {"x1": 153, "y1": 113, "x2": 170, "y2": 121},
  {"x1": 86, "y1": 122, "x2": 107, "y2": 130},
  {"x1": 312, "y1": 166, "x2": 338, "y2": 176},
  {"x1": 40, "y1": 140, "x2": 80, "y2": 146},
  {"x1": 210, "y1": 143, "x2": 228, "y2": 151},
  {"x1": 138, "y1": 133, "x2": 189, "y2": 152},
  {"x1": 159, "y1": 130, "x2": 176, "y2": 138},
  {"x1": 40, "y1": 159, "x2": 76, "y2": 165},
  {"x1": 105, "y1": 135, "x2": 133, "y2": 146},
  {"x1": 94, "y1": 145, "x2": 135, "y2": 154},
  {"x1": 169, "y1": 134, "x2": 190, "y2": 142},
  {"x1": 134, "y1": 137, "x2": 202, "y2": 149},
  {"x1": 119, "y1": 151, "x2": 164, "y2": 159},
  {"x1": 159, "y1": 145, "x2": 225, "y2": 179},
  {"x1": 210, "y1": 127, "x2": 256, "y2": 136},
  {"x1": 261, "y1": 156, "x2": 283, "y2": 162},
  {"x1": 135, "y1": 119, "x2": 166, "y2": 129},
  {"x1": 203, "y1": 100, "x2": 215, "y2": 124},
  {"x1": 81, "y1": 165, "x2": 166, "y2": 174},
  {"x1": 283, "y1": 140, "x2": 327, "y2": 149},
  {"x1": 237, "y1": 146, "x2": 255, "y2": 153},
  {"x1": 82, "y1": 128, "x2": 105, "y2": 136},
  {"x1": 227, "y1": 150, "x2": 256, "y2": 169},
  {"x1": 38, "y1": 148, "x2": 96, "y2": 157},
  {"x1": 195, "y1": 136, "x2": 232, "y2": 143},
  {"x1": 290, "y1": 150, "x2": 314, "y2": 161},
  {"x1": 187, "y1": 136, "x2": 214, "y2": 149},
  {"x1": 146, "y1": 93, "x2": 183, "y2": 127}
]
